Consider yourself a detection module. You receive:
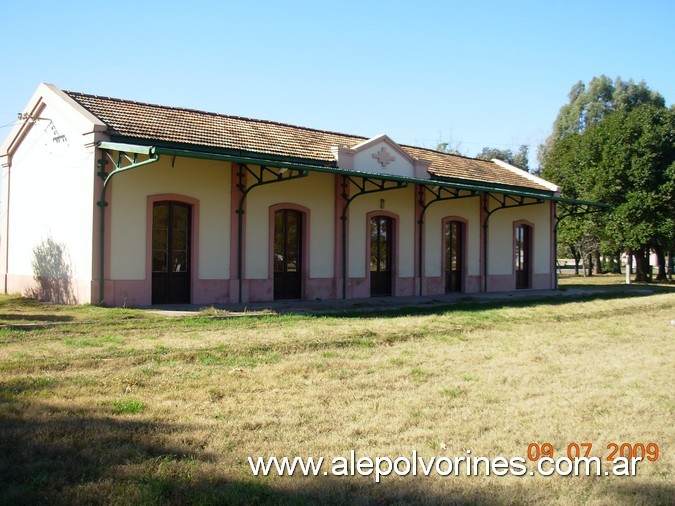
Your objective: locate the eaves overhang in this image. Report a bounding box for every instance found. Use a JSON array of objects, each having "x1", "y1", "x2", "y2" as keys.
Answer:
[{"x1": 98, "y1": 141, "x2": 609, "y2": 209}]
